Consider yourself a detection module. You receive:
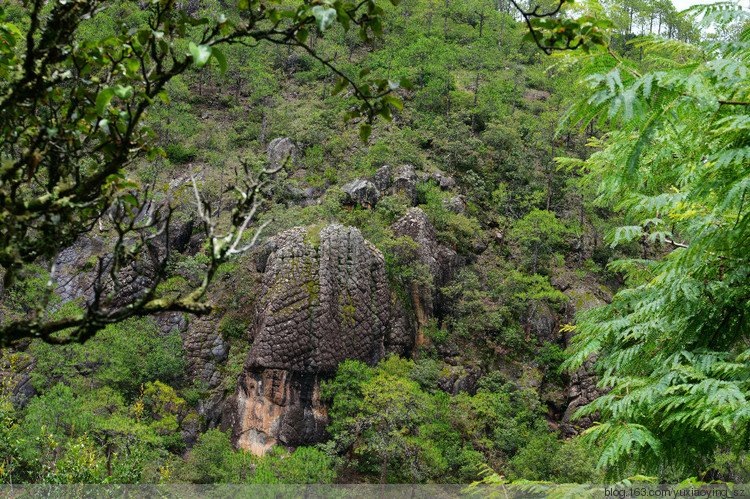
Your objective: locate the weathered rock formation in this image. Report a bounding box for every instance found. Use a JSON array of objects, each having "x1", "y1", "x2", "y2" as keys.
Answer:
[
  {"x1": 223, "y1": 224, "x2": 414, "y2": 454},
  {"x1": 341, "y1": 179, "x2": 381, "y2": 209},
  {"x1": 374, "y1": 165, "x2": 392, "y2": 193},
  {"x1": 266, "y1": 137, "x2": 299, "y2": 168},
  {"x1": 391, "y1": 165, "x2": 418, "y2": 204},
  {"x1": 391, "y1": 207, "x2": 462, "y2": 326}
]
